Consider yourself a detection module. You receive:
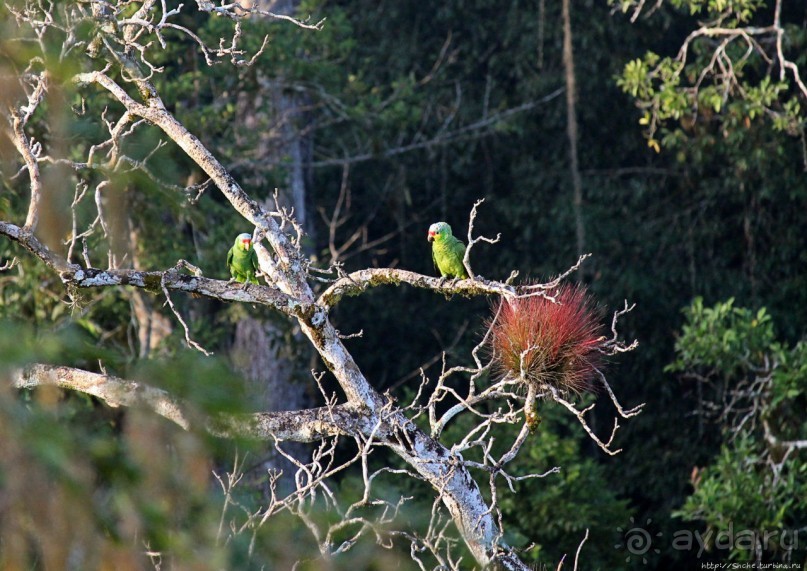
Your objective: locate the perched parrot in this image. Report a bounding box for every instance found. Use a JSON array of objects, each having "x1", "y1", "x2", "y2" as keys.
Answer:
[
  {"x1": 427, "y1": 222, "x2": 469, "y2": 279},
  {"x1": 227, "y1": 233, "x2": 260, "y2": 285}
]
